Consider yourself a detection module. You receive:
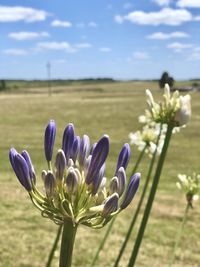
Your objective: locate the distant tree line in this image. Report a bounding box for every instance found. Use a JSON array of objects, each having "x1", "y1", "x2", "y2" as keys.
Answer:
[{"x1": 0, "y1": 80, "x2": 6, "y2": 91}]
